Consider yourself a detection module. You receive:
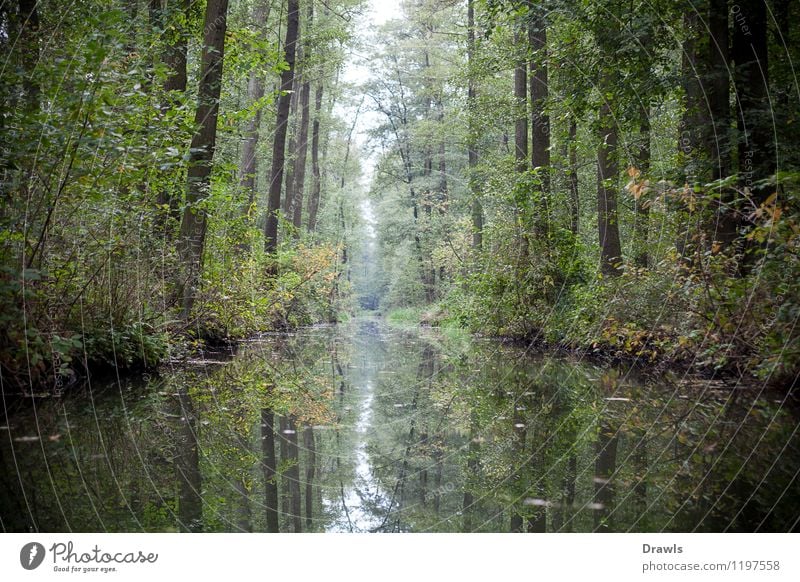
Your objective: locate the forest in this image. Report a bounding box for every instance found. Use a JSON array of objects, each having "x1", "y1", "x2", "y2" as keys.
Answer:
[{"x1": 1, "y1": 0, "x2": 799, "y2": 534}]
